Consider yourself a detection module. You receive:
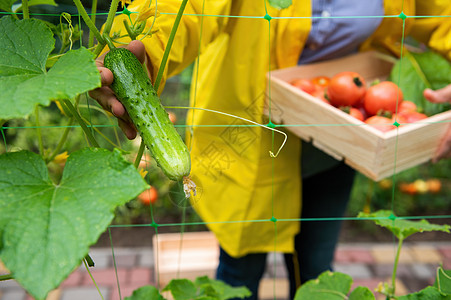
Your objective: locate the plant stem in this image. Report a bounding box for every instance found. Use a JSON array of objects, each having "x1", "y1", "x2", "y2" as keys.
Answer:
[
  {"x1": 34, "y1": 106, "x2": 45, "y2": 156},
  {"x1": 73, "y1": 0, "x2": 104, "y2": 44},
  {"x1": 123, "y1": 19, "x2": 136, "y2": 40},
  {"x1": 88, "y1": 0, "x2": 98, "y2": 48},
  {"x1": 103, "y1": 0, "x2": 120, "y2": 36},
  {"x1": 0, "y1": 274, "x2": 13, "y2": 281},
  {"x1": 134, "y1": 140, "x2": 146, "y2": 168},
  {"x1": 102, "y1": 33, "x2": 116, "y2": 49},
  {"x1": 391, "y1": 238, "x2": 404, "y2": 297},
  {"x1": 21, "y1": 0, "x2": 29, "y2": 19},
  {"x1": 61, "y1": 99, "x2": 100, "y2": 147},
  {"x1": 153, "y1": 0, "x2": 188, "y2": 91},
  {"x1": 45, "y1": 117, "x2": 75, "y2": 164},
  {"x1": 93, "y1": 43, "x2": 106, "y2": 58}
]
